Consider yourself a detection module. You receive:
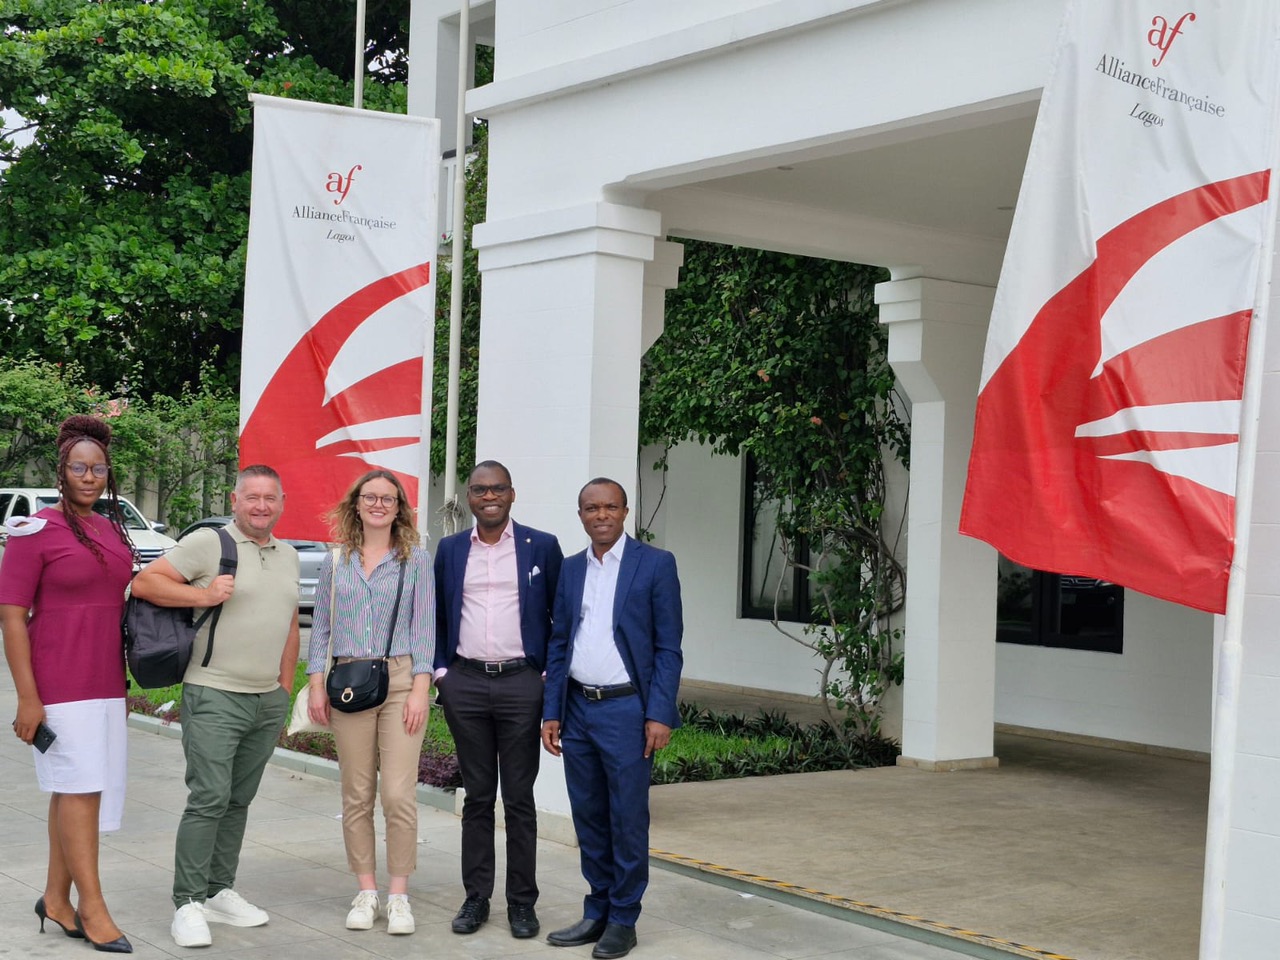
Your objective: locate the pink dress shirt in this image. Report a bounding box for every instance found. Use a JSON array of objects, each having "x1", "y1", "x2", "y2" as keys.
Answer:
[{"x1": 456, "y1": 520, "x2": 525, "y2": 662}]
